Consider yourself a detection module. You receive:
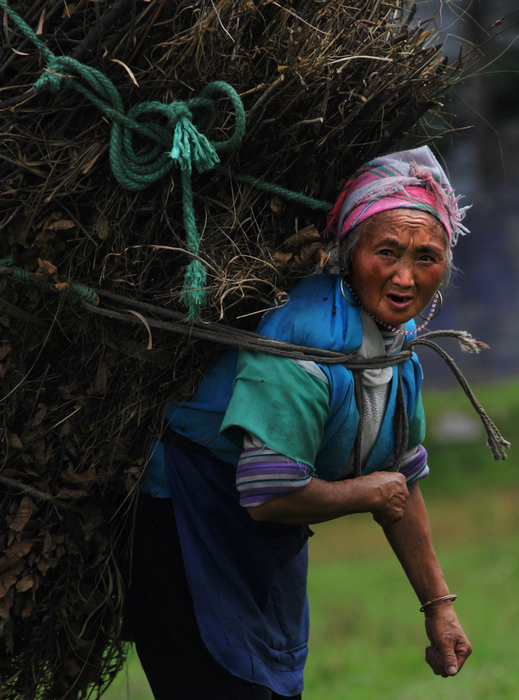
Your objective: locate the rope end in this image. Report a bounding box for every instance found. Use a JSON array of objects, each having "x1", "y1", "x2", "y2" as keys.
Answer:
[
  {"x1": 169, "y1": 119, "x2": 220, "y2": 173},
  {"x1": 488, "y1": 436, "x2": 511, "y2": 461},
  {"x1": 457, "y1": 331, "x2": 489, "y2": 353},
  {"x1": 179, "y1": 259, "x2": 207, "y2": 321}
]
